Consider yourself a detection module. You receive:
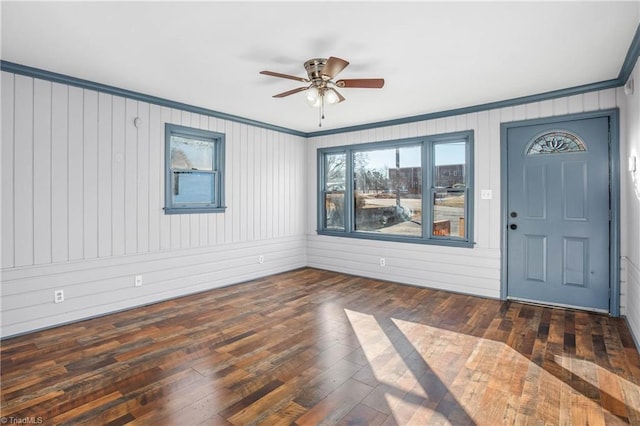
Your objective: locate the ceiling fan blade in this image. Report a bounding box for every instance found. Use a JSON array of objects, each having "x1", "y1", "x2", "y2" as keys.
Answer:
[
  {"x1": 328, "y1": 87, "x2": 346, "y2": 103},
  {"x1": 260, "y1": 70, "x2": 309, "y2": 83},
  {"x1": 273, "y1": 86, "x2": 309, "y2": 98},
  {"x1": 322, "y1": 57, "x2": 349, "y2": 79},
  {"x1": 336, "y1": 78, "x2": 385, "y2": 88}
]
